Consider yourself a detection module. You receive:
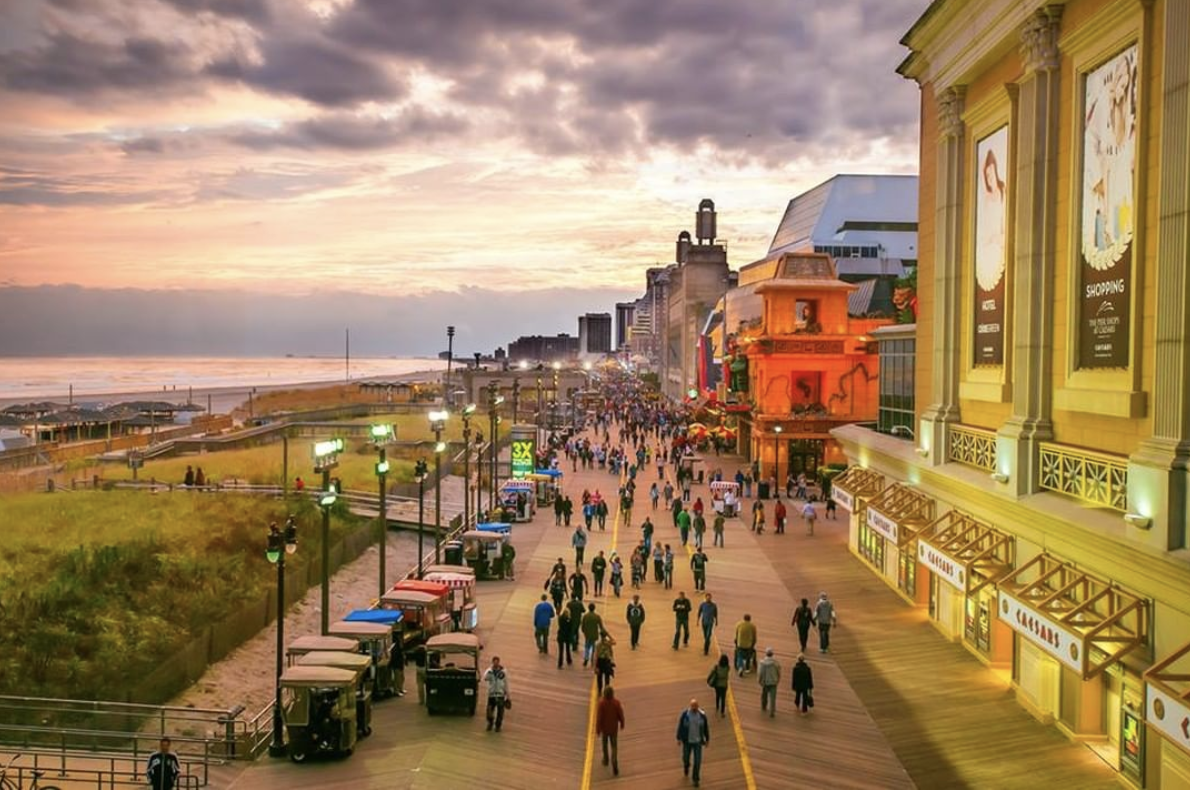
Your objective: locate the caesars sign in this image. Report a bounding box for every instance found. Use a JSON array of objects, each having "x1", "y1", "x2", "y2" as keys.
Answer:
[
  {"x1": 510, "y1": 439, "x2": 534, "y2": 479},
  {"x1": 999, "y1": 593, "x2": 1083, "y2": 673},
  {"x1": 974, "y1": 126, "x2": 1008, "y2": 366},
  {"x1": 1079, "y1": 45, "x2": 1137, "y2": 369}
]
